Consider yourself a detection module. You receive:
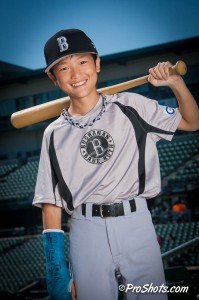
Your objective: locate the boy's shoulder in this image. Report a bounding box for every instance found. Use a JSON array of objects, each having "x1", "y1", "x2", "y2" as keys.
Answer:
[
  {"x1": 106, "y1": 92, "x2": 146, "y2": 108},
  {"x1": 43, "y1": 115, "x2": 65, "y2": 139}
]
